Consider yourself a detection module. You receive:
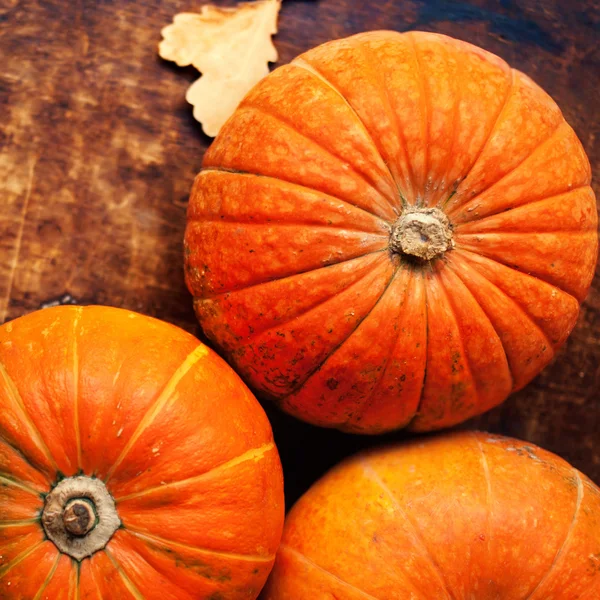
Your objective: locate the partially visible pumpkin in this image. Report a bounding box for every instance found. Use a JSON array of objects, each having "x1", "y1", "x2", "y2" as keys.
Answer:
[
  {"x1": 185, "y1": 30, "x2": 598, "y2": 434},
  {"x1": 262, "y1": 431, "x2": 600, "y2": 599},
  {"x1": 0, "y1": 306, "x2": 284, "y2": 599}
]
